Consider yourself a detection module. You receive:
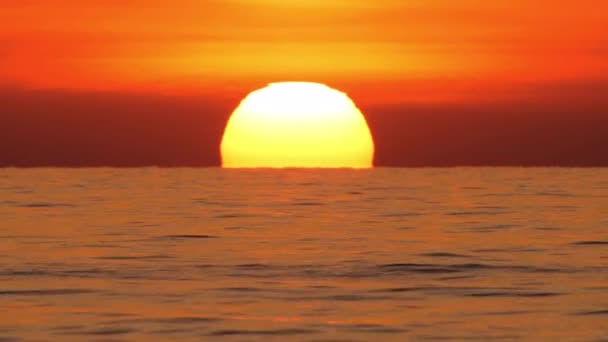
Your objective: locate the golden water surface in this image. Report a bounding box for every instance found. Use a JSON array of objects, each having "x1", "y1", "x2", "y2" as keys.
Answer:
[{"x1": 0, "y1": 168, "x2": 607, "y2": 341}]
